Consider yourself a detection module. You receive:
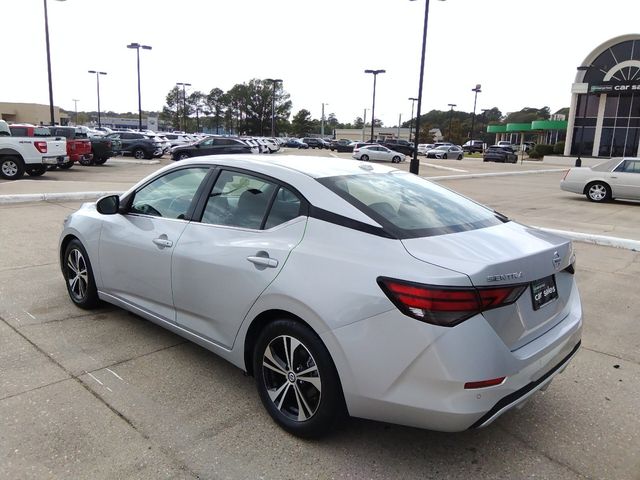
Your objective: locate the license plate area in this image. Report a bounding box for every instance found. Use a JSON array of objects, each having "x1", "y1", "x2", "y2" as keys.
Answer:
[{"x1": 531, "y1": 275, "x2": 558, "y2": 310}]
